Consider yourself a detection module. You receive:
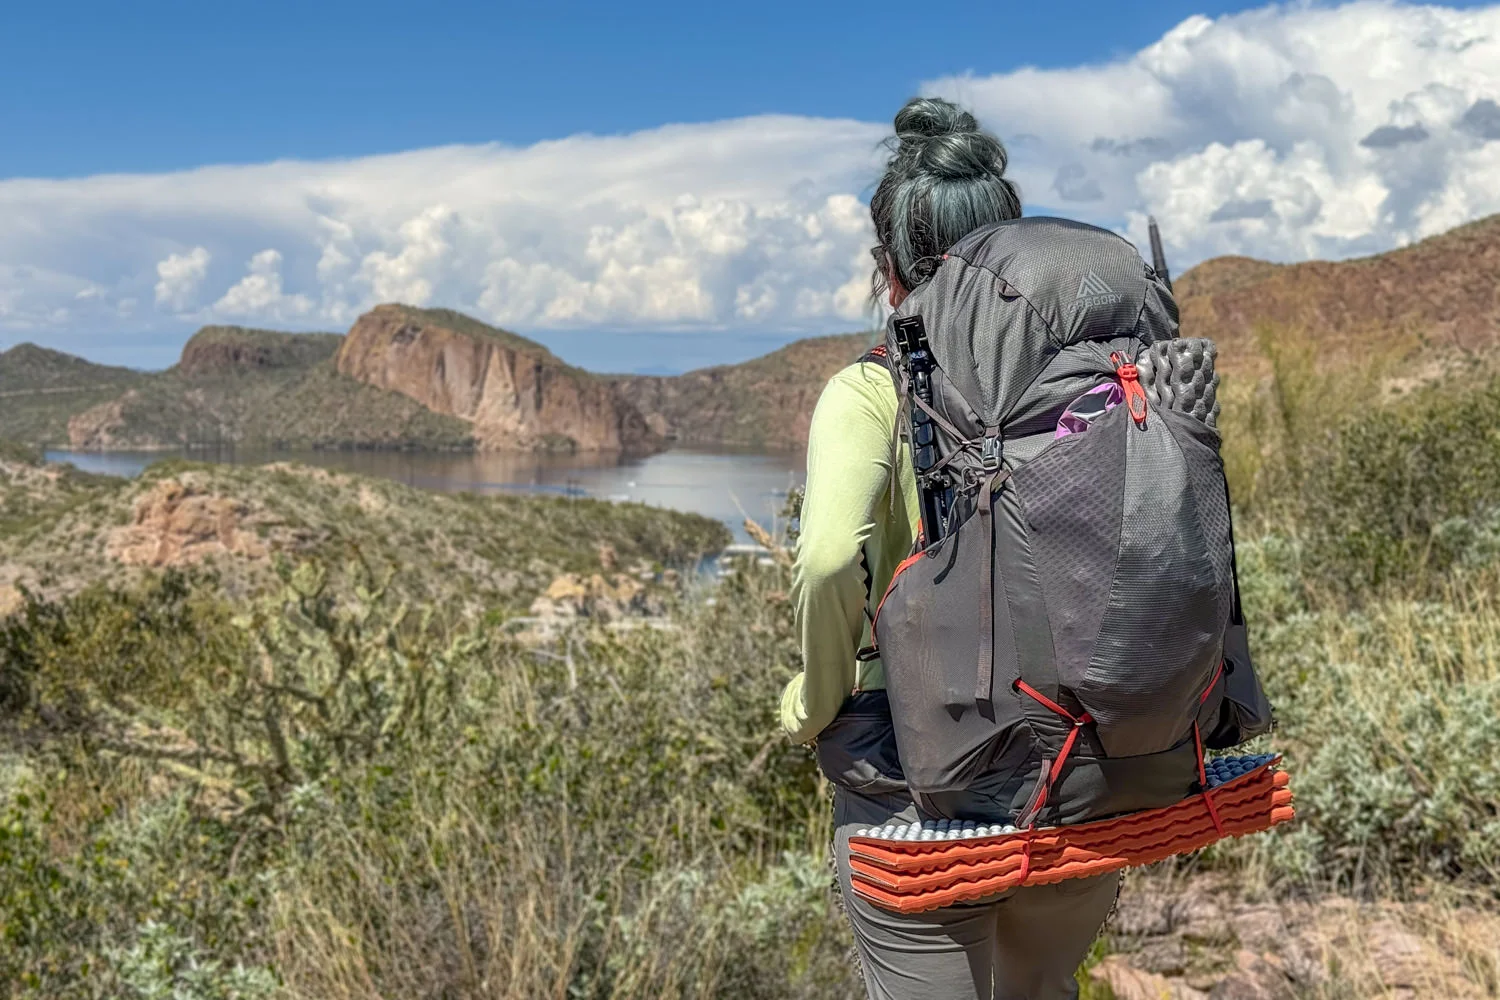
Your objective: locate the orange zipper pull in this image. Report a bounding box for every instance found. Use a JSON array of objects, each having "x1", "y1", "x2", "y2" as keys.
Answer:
[{"x1": 1111, "y1": 352, "x2": 1149, "y2": 426}]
